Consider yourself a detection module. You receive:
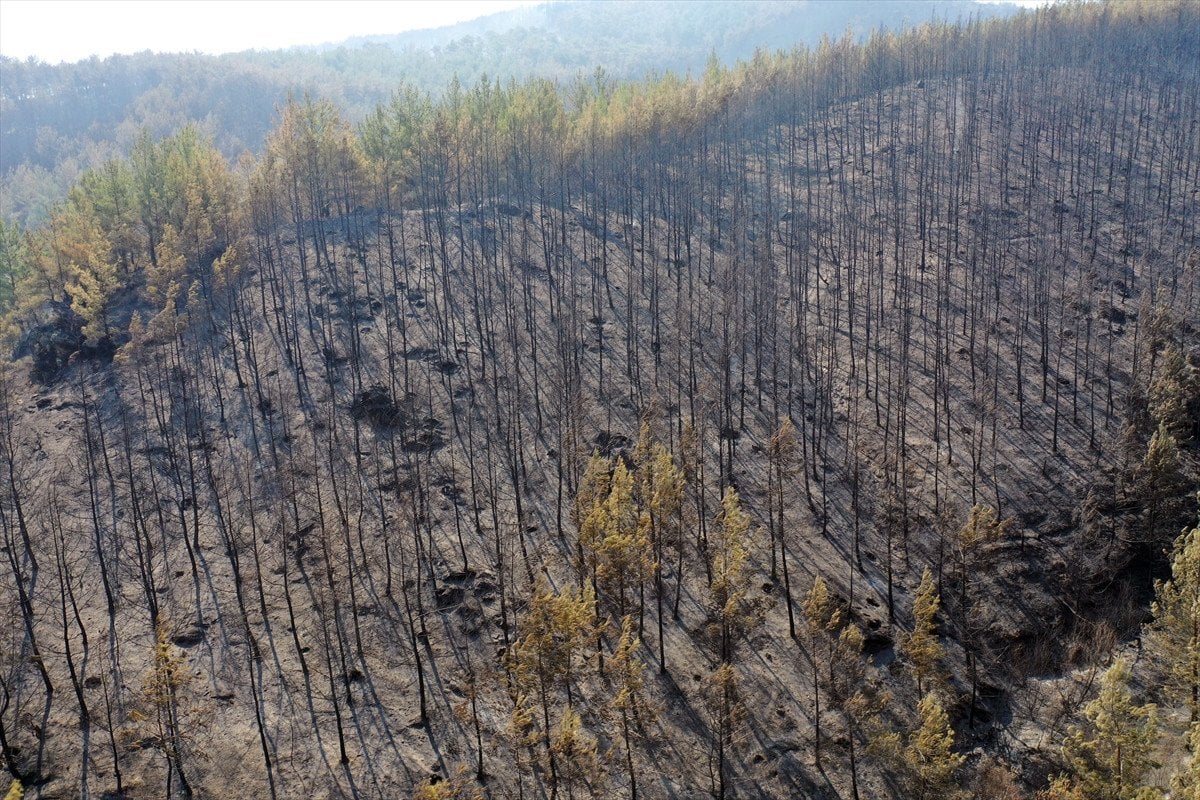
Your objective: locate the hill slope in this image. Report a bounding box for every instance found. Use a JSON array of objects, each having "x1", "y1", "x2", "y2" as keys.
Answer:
[{"x1": 1, "y1": 3, "x2": 1198, "y2": 799}]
